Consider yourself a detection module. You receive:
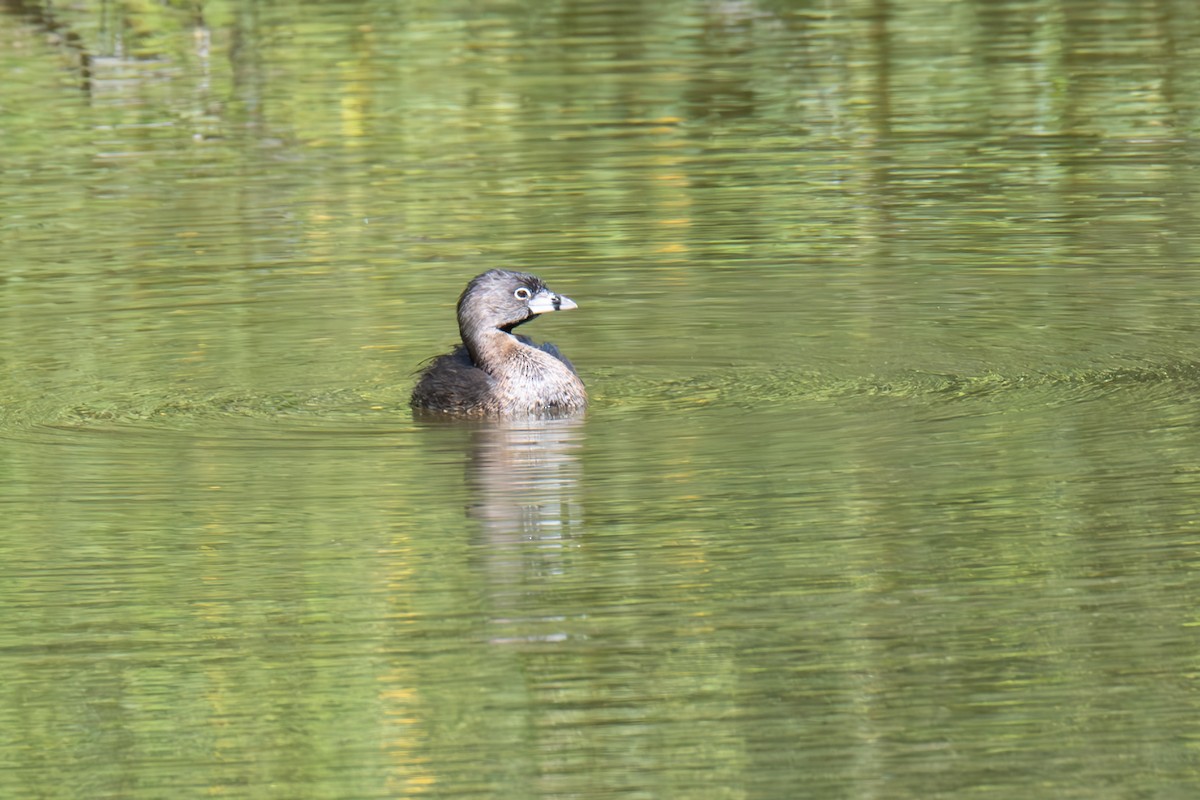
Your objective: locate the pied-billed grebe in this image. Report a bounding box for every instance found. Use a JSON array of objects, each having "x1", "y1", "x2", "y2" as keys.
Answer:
[{"x1": 410, "y1": 269, "x2": 587, "y2": 417}]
